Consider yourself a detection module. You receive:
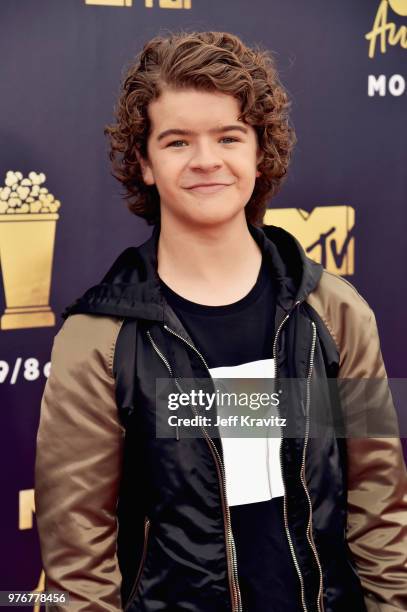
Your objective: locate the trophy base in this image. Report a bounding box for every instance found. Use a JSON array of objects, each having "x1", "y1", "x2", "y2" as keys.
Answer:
[{"x1": 1, "y1": 307, "x2": 55, "y2": 330}]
